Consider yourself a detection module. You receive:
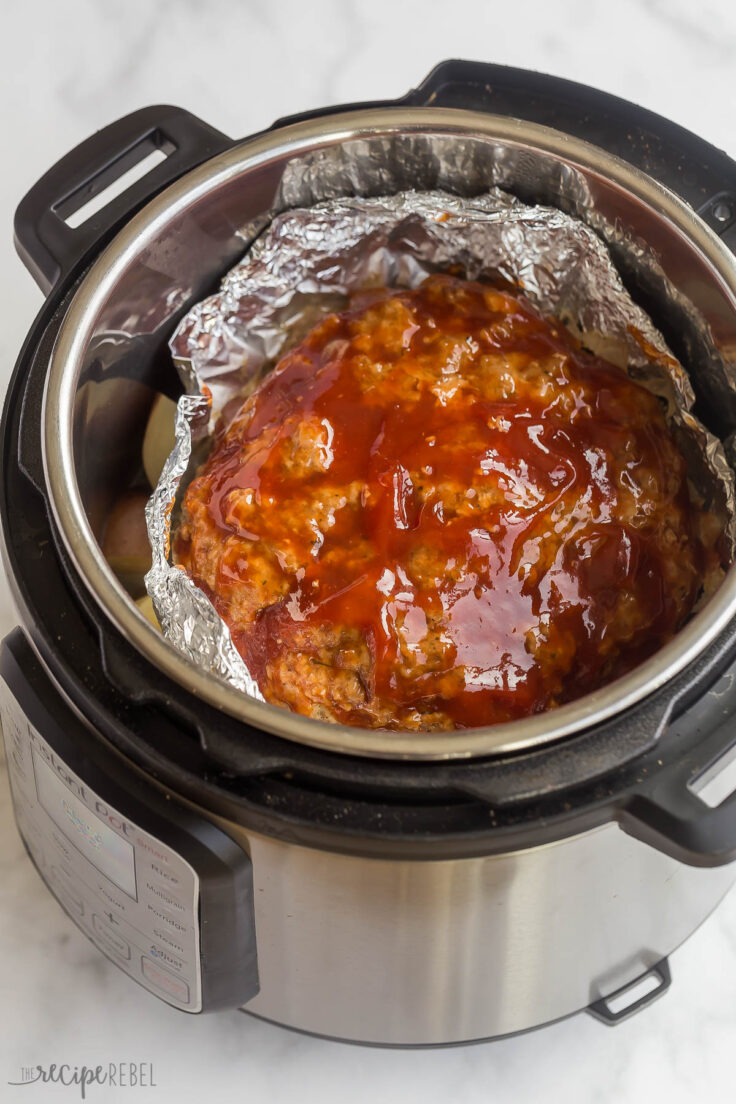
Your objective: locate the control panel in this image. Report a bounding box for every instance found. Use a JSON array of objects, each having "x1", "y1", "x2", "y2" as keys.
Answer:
[{"x1": 0, "y1": 631, "x2": 259, "y2": 1012}]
